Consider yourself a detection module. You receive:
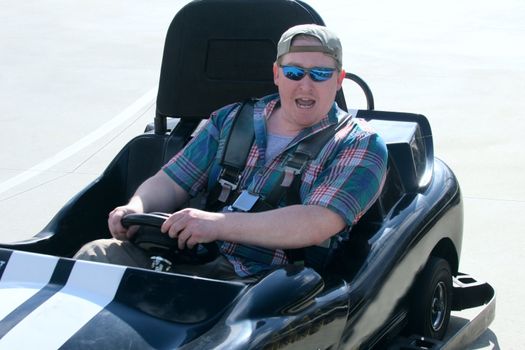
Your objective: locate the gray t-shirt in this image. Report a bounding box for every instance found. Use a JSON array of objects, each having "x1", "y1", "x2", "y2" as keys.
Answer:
[{"x1": 265, "y1": 132, "x2": 294, "y2": 165}]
